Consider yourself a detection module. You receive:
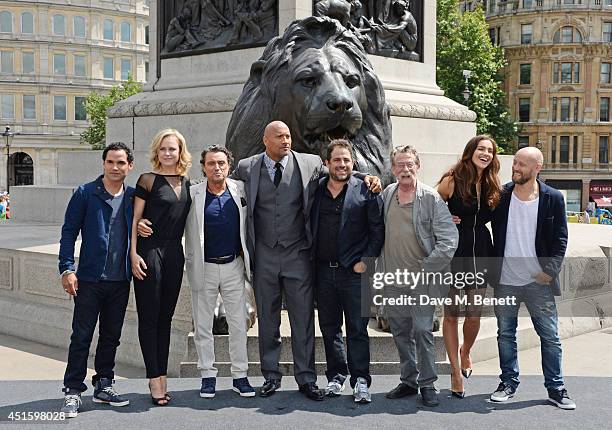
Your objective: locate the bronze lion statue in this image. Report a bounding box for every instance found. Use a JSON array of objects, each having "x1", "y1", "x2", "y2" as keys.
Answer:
[{"x1": 226, "y1": 16, "x2": 392, "y2": 178}]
